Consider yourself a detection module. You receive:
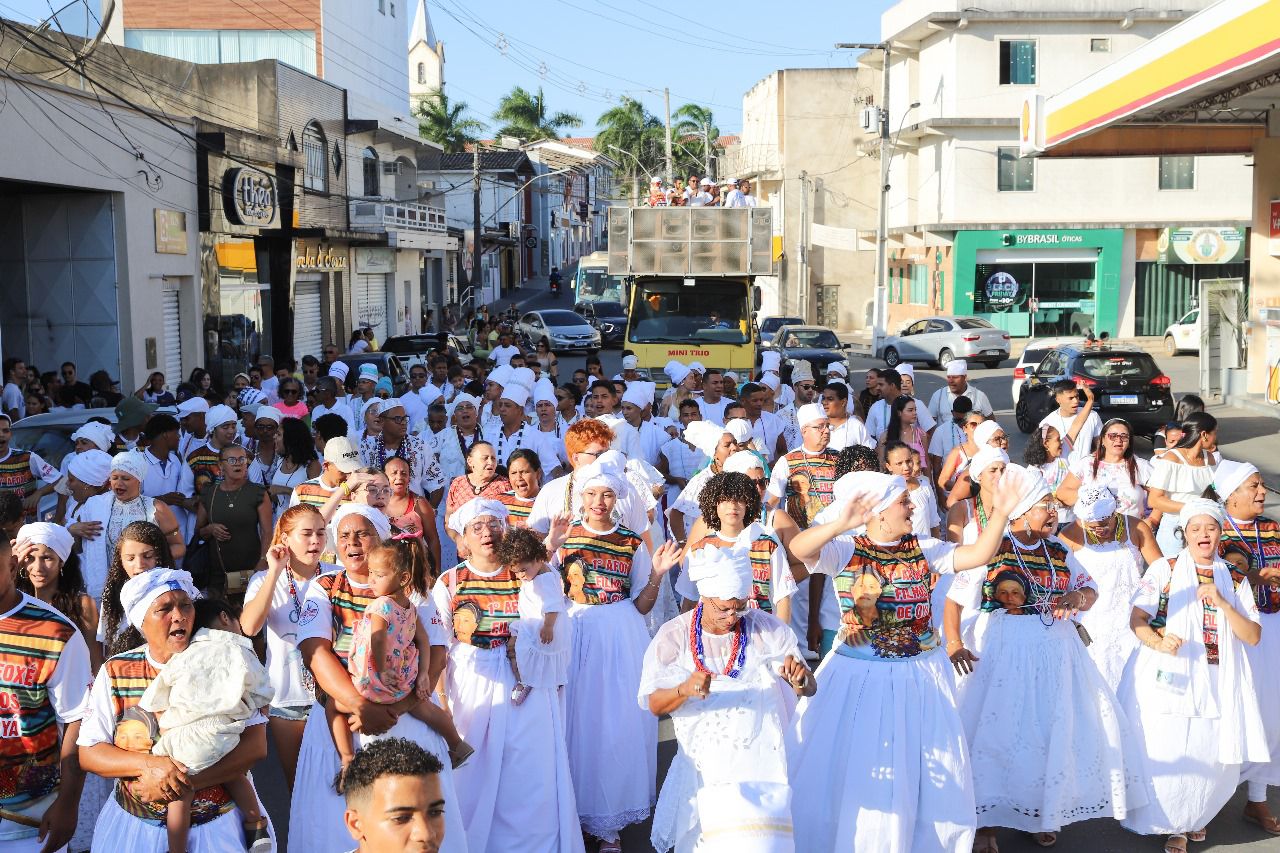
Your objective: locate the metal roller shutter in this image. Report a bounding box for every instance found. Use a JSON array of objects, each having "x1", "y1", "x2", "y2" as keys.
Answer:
[
  {"x1": 293, "y1": 277, "x2": 323, "y2": 361},
  {"x1": 162, "y1": 290, "x2": 182, "y2": 386},
  {"x1": 356, "y1": 273, "x2": 390, "y2": 344}
]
